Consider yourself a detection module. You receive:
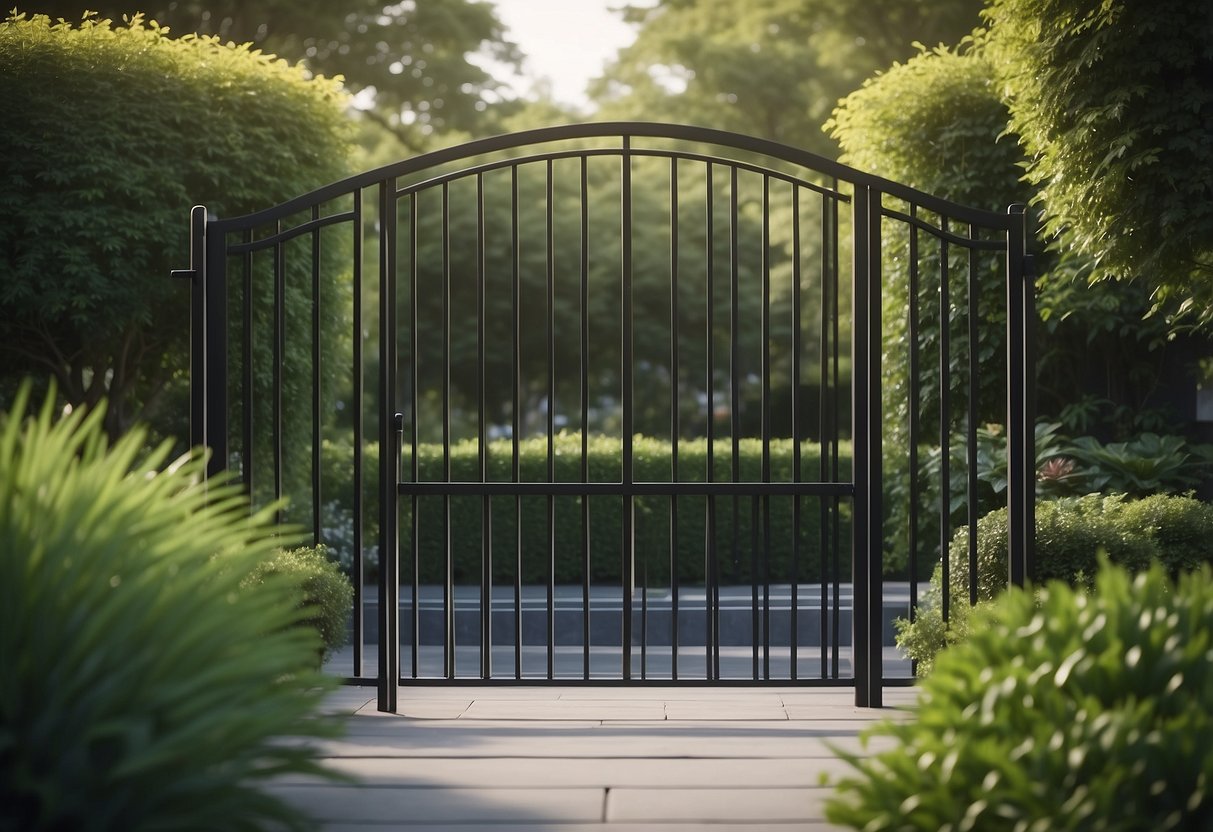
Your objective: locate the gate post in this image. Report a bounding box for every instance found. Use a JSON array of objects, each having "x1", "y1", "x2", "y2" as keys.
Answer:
[
  {"x1": 174, "y1": 205, "x2": 227, "y2": 481},
  {"x1": 1006, "y1": 205, "x2": 1036, "y2": 587},
  {"x1": 377, "y1": 181, "x2": 400, "y2": 712},
  {"x1": 851, "y1": 186, "x2": 884, "y2": 708}
]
